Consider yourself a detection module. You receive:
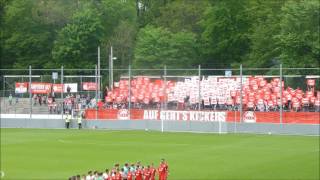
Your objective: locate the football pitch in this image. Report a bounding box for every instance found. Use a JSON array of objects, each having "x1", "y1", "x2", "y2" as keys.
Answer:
[{"x1": 1, "y1": 128, "x2": 319, "y2": 180}]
